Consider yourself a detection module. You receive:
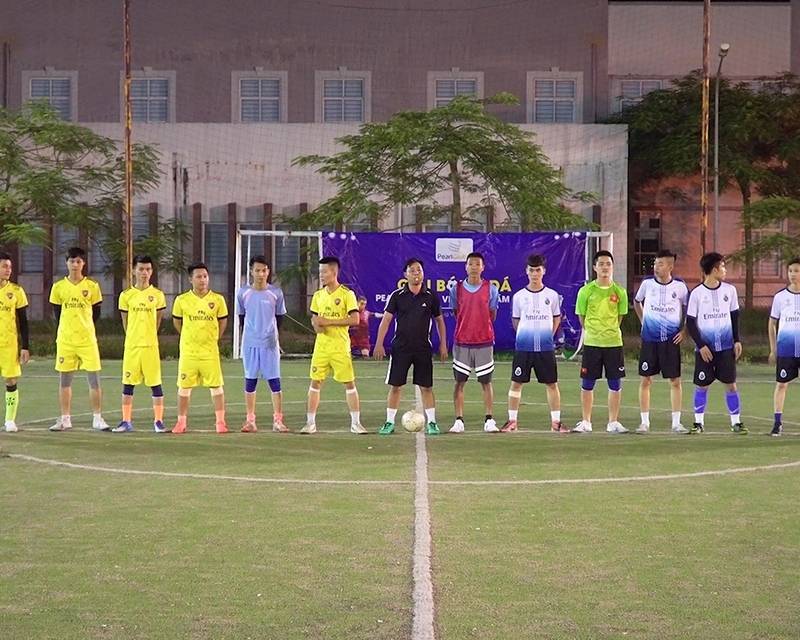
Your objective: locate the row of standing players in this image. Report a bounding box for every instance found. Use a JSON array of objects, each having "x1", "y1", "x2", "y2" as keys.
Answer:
[{"x1": 0, "y1": 247, "x2": 798, "y2": 436}]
